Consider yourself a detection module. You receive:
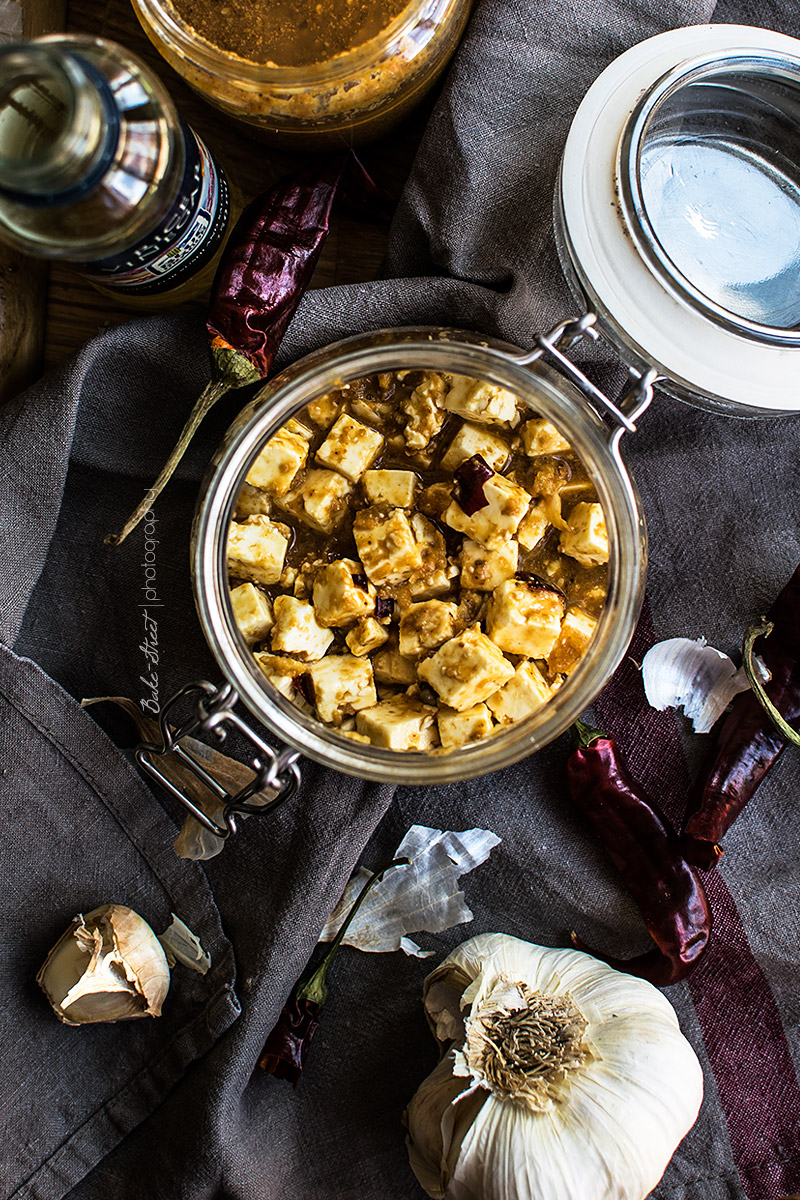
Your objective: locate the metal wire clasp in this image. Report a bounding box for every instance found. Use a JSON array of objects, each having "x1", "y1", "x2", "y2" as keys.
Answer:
[
  {"x1": 135, "y1": 681, "x2": 302, "y2": 840},
  {"x1": 514, "y1": 314, "x2": 658, "y2": 434}
]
